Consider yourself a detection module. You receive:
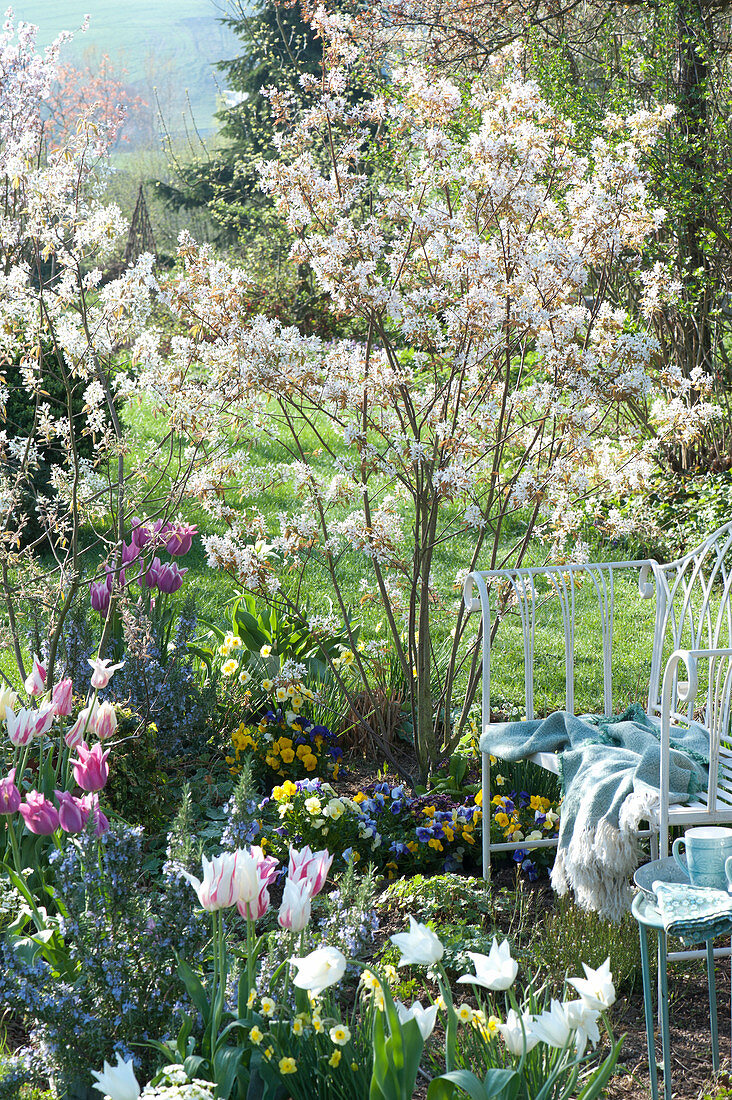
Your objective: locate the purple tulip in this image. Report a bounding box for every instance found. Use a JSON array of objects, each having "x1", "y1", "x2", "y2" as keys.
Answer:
[
  {"x1": 19, "y1": 791, "x2": 59, "y2": 835},
  {"x1": 90, "y1": 580, "x2": 111, "y2": 613},
  {"x1": 71, "y1": 741, "x2": 110, "y2": 793},
  {"x1": 144, "y1": 556, "x2": 162, "y2": 589},
  {"x1": 0, "y1": 768, "x2": 21, "y2": 814},
  {"x1": 55, "y1": 790, "x2": 86, "y2": 834},
  {"x1": 80, "y1": 793, "x2": 110, "y2": 836},
  {"x1": 133, "y1": 517, "x2": 167, "y2": 549},
  {"x1": 156, "y1": 562, "x2": 187, "y2": 594},
  {"x1": 130, "y1": 517, "x2": 149, "y2": 549},
  {"x1": 165, "y1": 521, "x2": 197, "y2": 557},
  {"x1": 120, "y1": 539, "x2": 140, "y2": 566}
]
